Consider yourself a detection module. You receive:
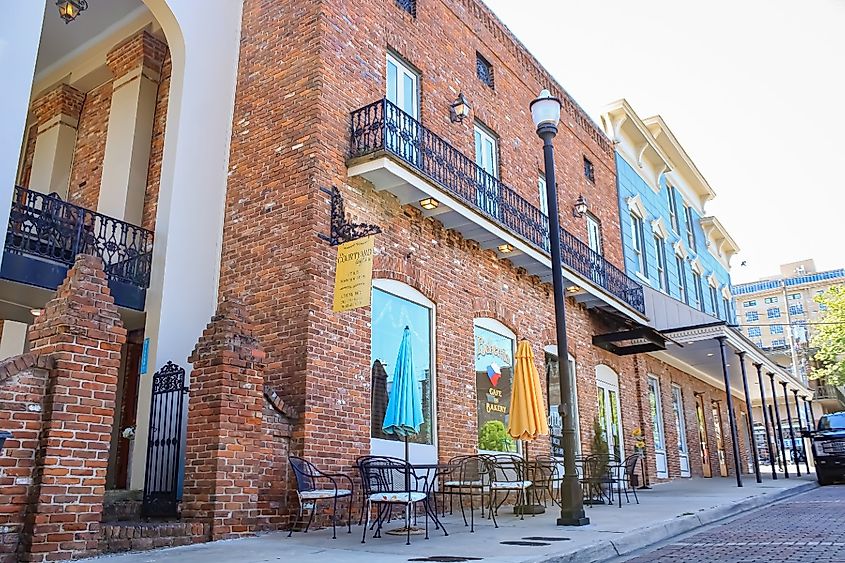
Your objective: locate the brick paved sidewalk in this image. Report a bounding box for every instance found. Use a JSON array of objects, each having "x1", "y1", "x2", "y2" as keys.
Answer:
[{"x1": 622, "y1": 485, "x2": 845, "y2": 563}]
